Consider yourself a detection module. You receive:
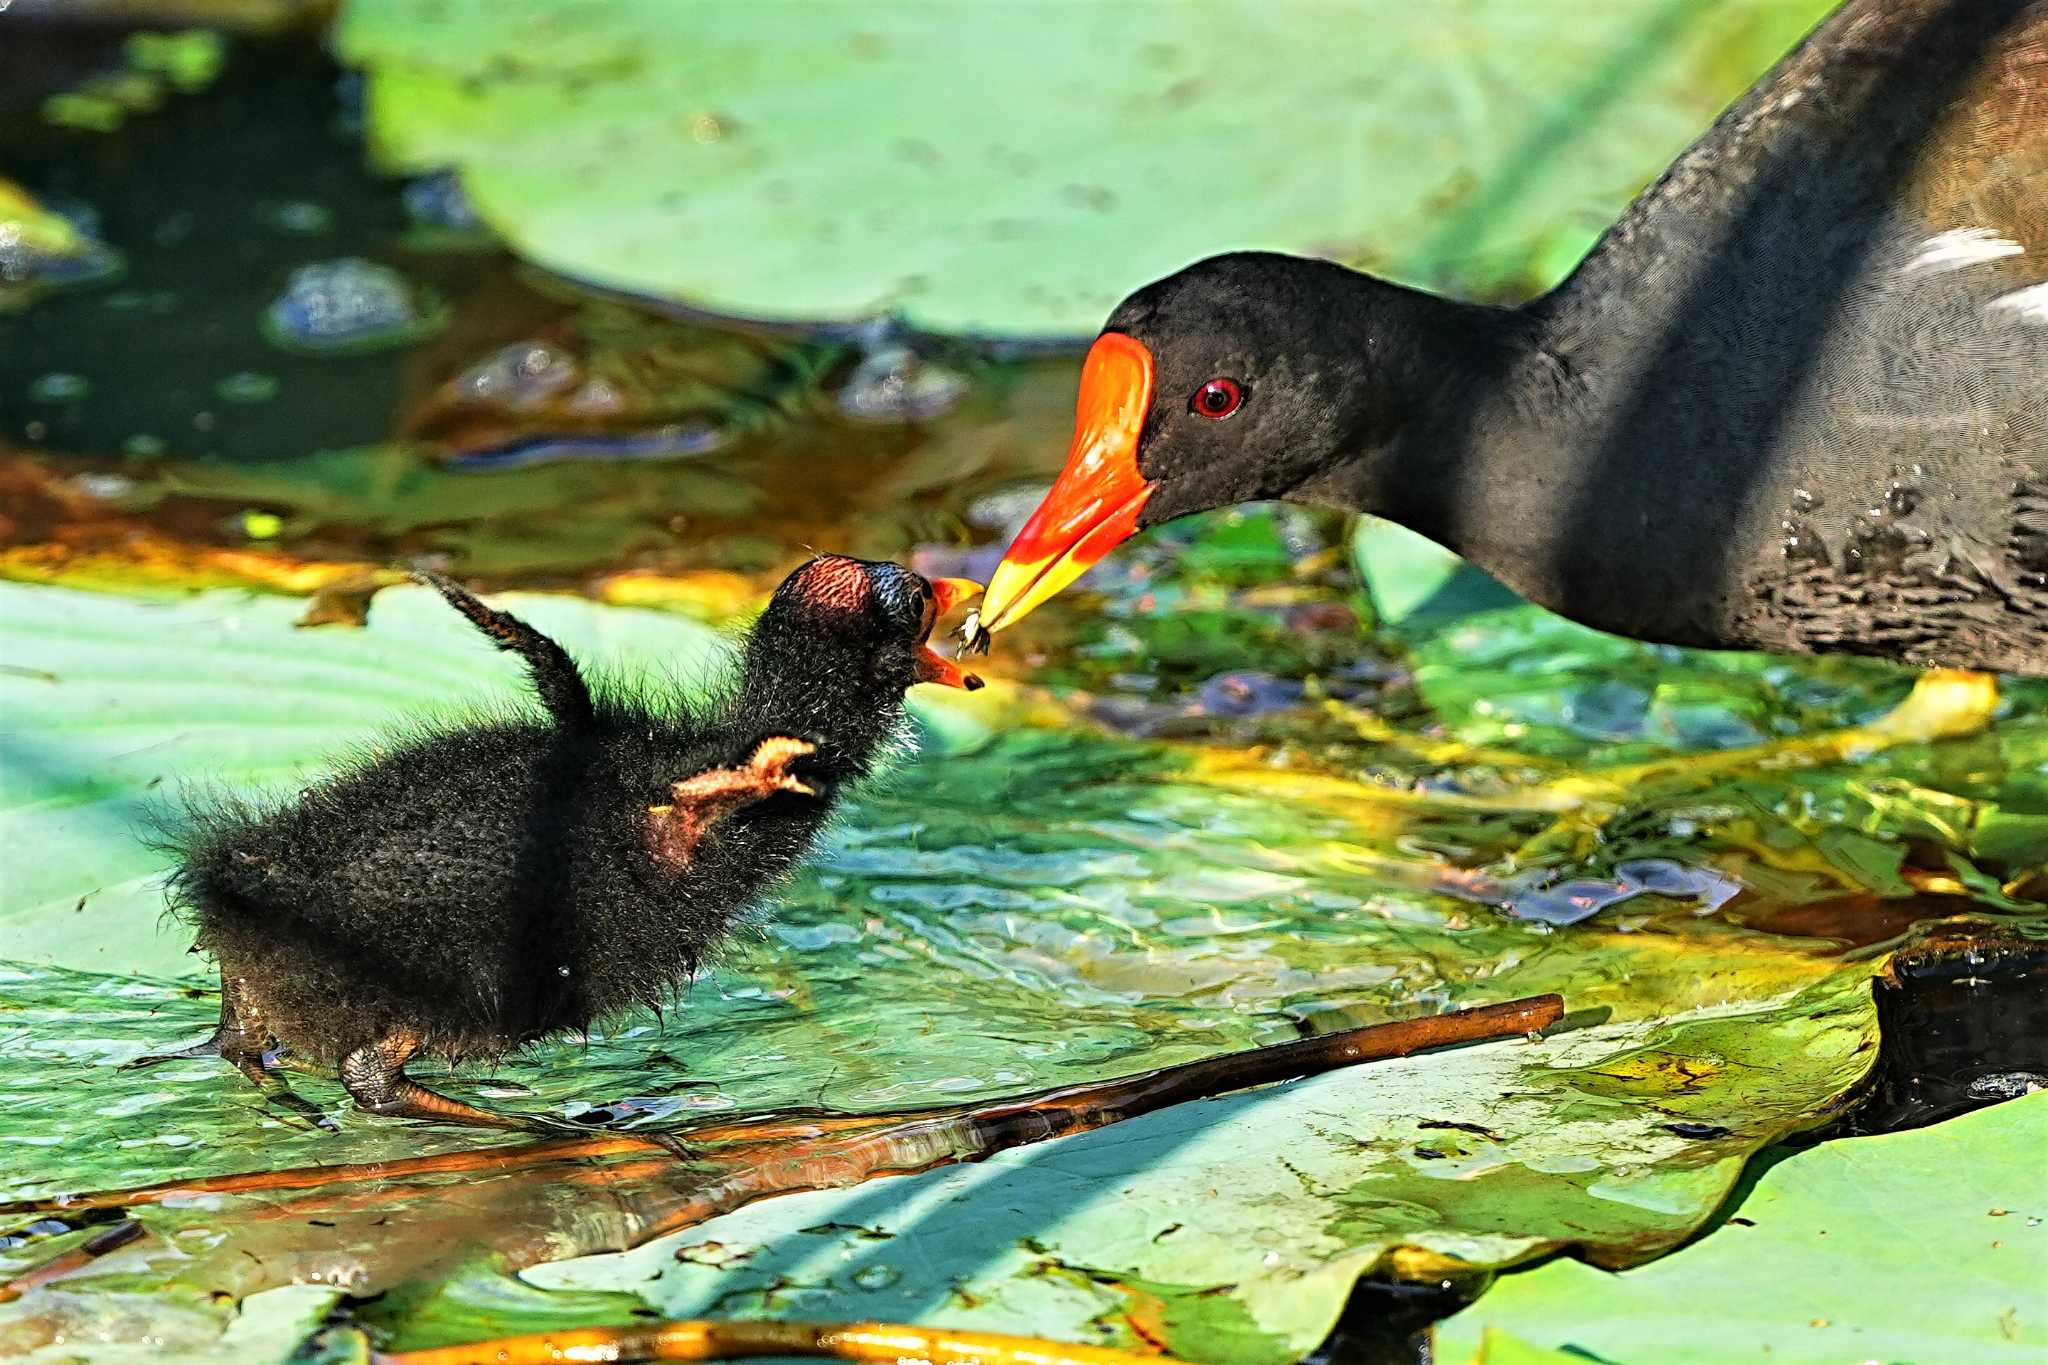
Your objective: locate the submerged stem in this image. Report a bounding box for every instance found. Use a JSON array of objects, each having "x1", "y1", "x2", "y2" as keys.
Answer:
[
  {"x1": 0, "y1": 1219, "x2": 144, "y2": 1303},
  {"x1": 381, "y1": 1318, "x2": 1181, "y2": 1365},
  {"x1": 0, "y1": 994, "x2": 1562, "y2": 1345}
]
